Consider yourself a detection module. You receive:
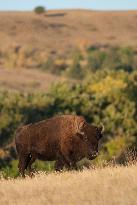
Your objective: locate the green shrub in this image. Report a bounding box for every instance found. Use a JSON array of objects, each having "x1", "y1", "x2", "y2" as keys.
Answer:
[
  {"x1": 65, "y1": 50, "x2": 85, "y2": 79},
  {"x1": 34, "y1": 6, "x2": 46, "y2": 15},
  {"x1": 65, "y1": 60, "x2": 84, "y2": 79}
]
